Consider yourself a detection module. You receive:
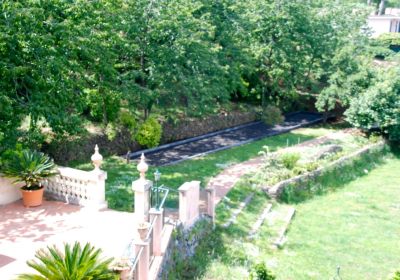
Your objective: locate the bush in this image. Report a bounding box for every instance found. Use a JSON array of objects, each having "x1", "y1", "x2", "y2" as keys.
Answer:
[
  {"x1": 16, "y1": 242, "x2": 117, "y2": 280},
  {"x1": 136, "y1": 116, "x2": 162, "y2": 148},
  {"x1": 278, "y1": 152, "x2": 301, "y2": 169},
  {"x1": 373, "y1": 33, "x2": 400, "y2": 48},
  {"x1": 249, "y1": 262, "x2": 276, "y2": 280},
  {"x1": 365, "y1": 46, "x2": 395, "y2": 58},
  {"x1": 261, "y1": 106, "x2": 285, "y2": 125}
]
